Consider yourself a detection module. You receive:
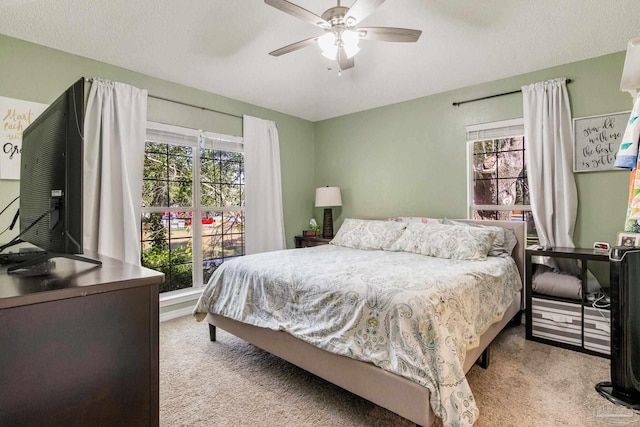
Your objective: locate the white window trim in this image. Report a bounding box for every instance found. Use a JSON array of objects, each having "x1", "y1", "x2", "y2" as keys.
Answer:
[{"x1": 466, "y1": 118, "x2": 524, "y2": 141}]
